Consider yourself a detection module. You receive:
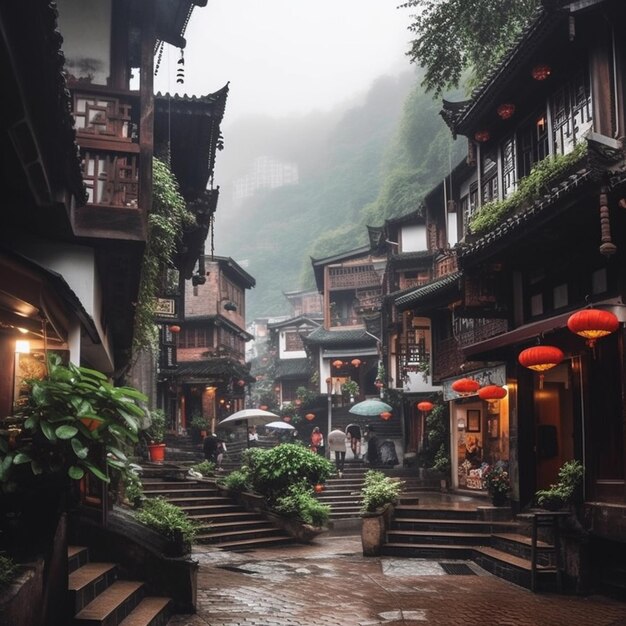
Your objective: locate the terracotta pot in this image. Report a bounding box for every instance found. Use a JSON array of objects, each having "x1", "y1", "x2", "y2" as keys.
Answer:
[{"x1": 147, "y1": 443, "x2": 166, "y2": 463}]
